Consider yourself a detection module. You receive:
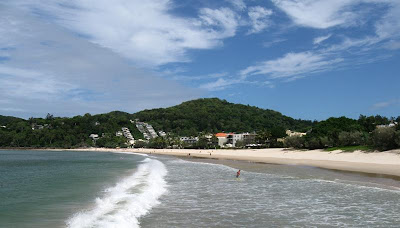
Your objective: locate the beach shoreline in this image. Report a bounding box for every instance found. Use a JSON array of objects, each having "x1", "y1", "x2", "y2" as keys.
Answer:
[{"x1": 37, "y1": 147, "x2": 400, "y2": 178}]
